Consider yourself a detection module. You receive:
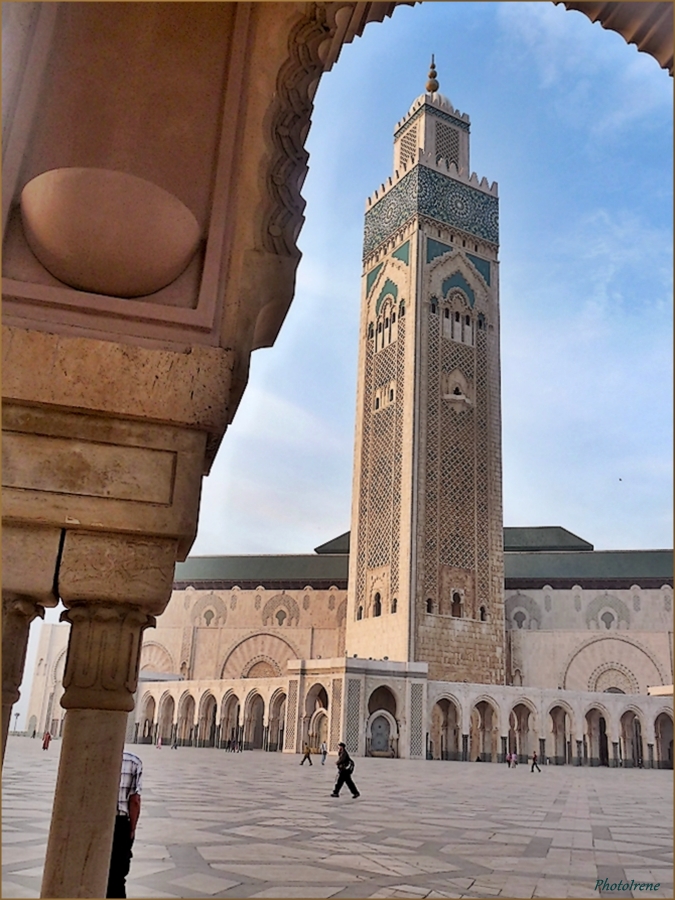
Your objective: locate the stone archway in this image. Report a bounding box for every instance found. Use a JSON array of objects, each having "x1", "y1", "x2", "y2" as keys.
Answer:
[
  {"x1": 470, "y1": 699, "x2": 499, "y2": 762},
  {"x1": 509, "y1": 702, "x2": 537, "y2": 763},
  {"x1": 619, "y1": 709, "x2": 643, "y2": 767},
  {"x1": 430, "y1": 697, "x2": 461, "y2": 760},
  {"x1": 366, "y1": 685, "x2": 399, "y2": 758},
  {"x1": 244, "y1": 693, "x2": 265, "y2": 750},
  {"x1": 140, "y1": 694, "x2": 156, "y2": 744},
  {"x1": 548, "y1": 704, "x2": 573, "y2": 765},
  {"x1": 157, "y1": 693, "x2": 175, "y2": 743},
  {"x1": 585, "y1": 707, "x2": 610, "y2": 766},
  {"x1": 220, "y1": 693, "x2": 241, "y2": 749},
  {"x1": 177, "y1": 693, "x2": 196, "y2": 747},
  {"x1": 268, "y1": 691, "x2": 287, "y2": 752},
  {"x1": 198, "y1": 693, "x2": 218, "y2": 748},
  {"x1": 655, "y1": 712, "x2": 673, "y2": 769},
  {"x1": 304, "y1": 682, "x2": 328, "y2": 750}
]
